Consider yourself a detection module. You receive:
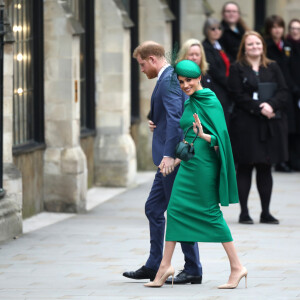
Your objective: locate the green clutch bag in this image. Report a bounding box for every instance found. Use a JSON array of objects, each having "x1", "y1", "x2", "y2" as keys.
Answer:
[{"x1": 175, "y1": 125, "x2": 199, "y2": 161}]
